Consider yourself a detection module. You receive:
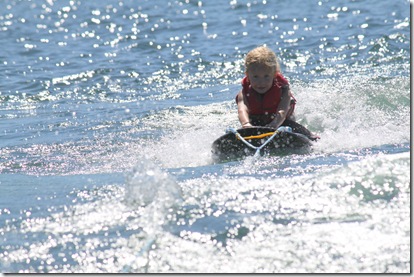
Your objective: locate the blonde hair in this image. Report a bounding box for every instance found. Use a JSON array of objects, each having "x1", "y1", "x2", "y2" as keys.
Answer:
[{"x1": 245, "y1": 46, "x2": 280, "y2": 73}]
